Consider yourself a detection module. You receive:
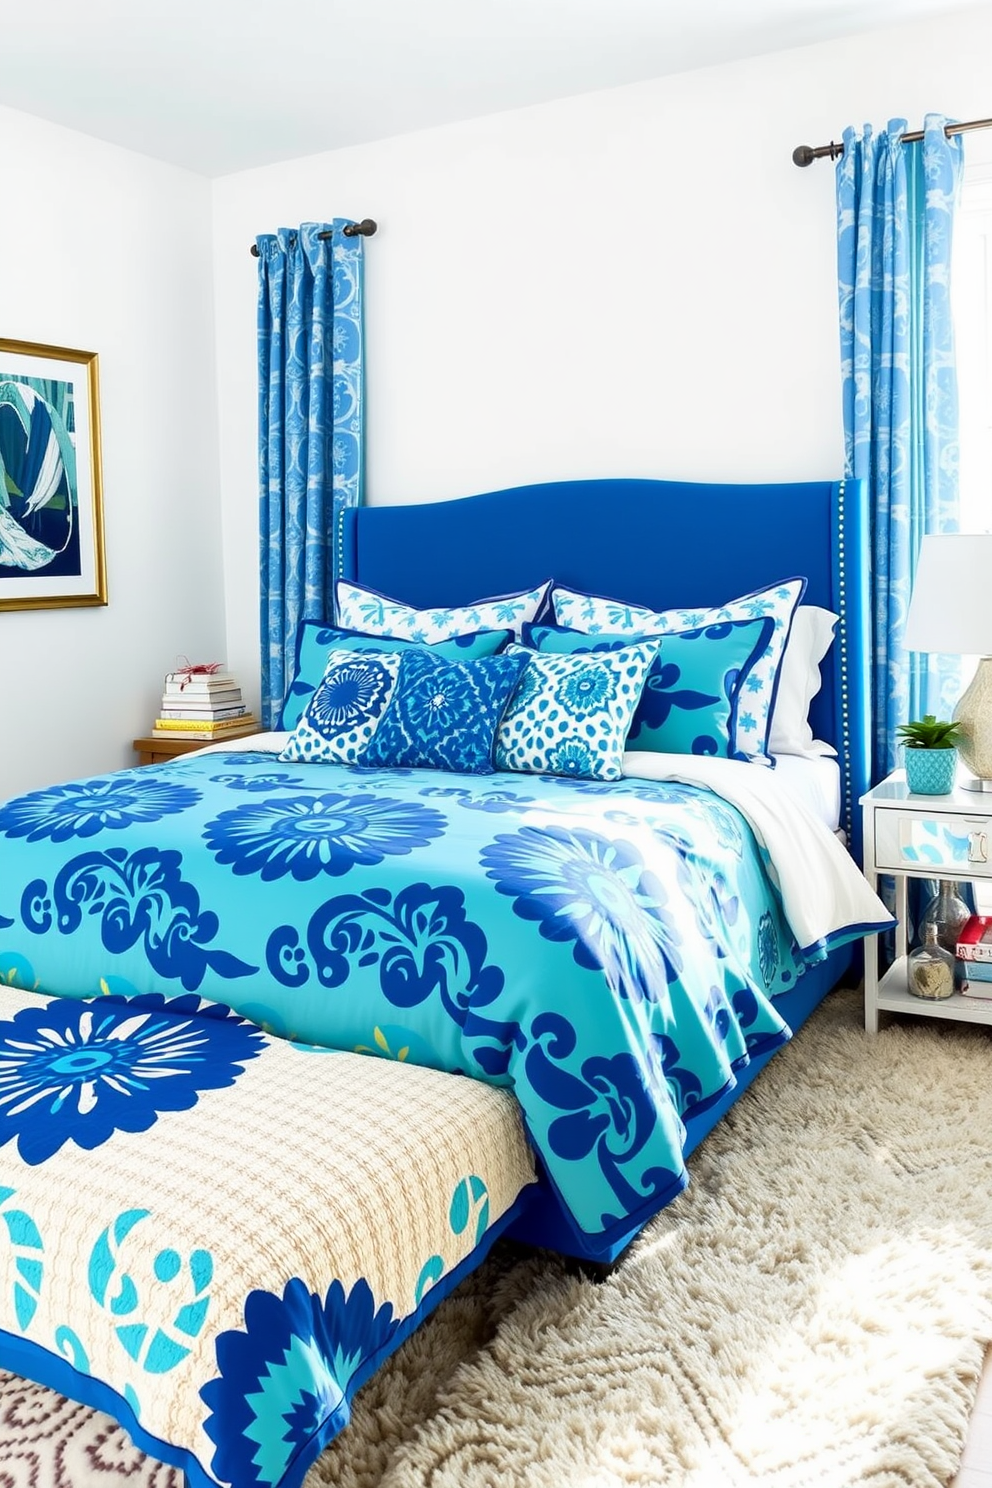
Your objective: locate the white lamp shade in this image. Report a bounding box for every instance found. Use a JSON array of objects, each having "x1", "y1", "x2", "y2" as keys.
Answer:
[{"x1": 903, "y1": 533, "x2": 992, "y2": 655}]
